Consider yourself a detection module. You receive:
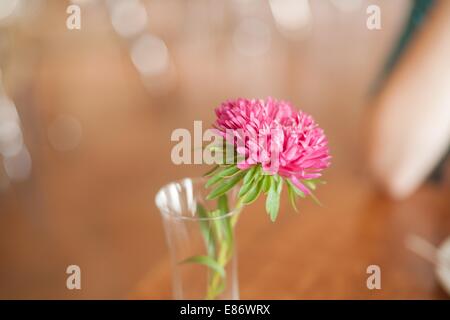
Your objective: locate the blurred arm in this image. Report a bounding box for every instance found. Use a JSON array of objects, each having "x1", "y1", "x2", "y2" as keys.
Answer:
[{"x1": 369, "y1": 0, "x2": 450, "y2": 199}]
